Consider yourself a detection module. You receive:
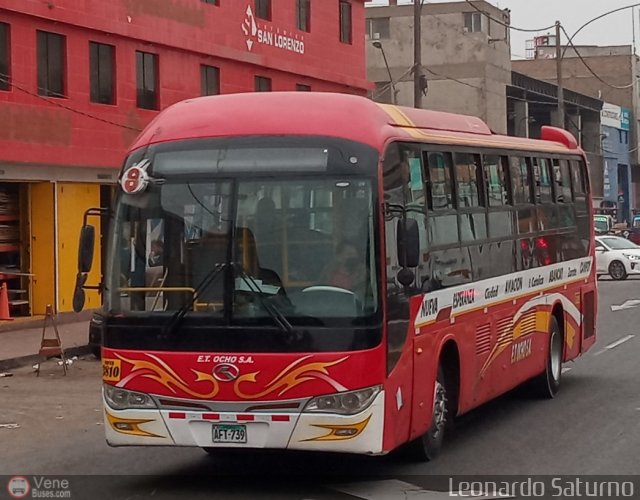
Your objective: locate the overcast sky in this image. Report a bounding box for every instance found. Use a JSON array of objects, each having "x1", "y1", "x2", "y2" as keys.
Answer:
[{"x1": 366, "y1": 0, "x2": 640, "y2": 59}]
